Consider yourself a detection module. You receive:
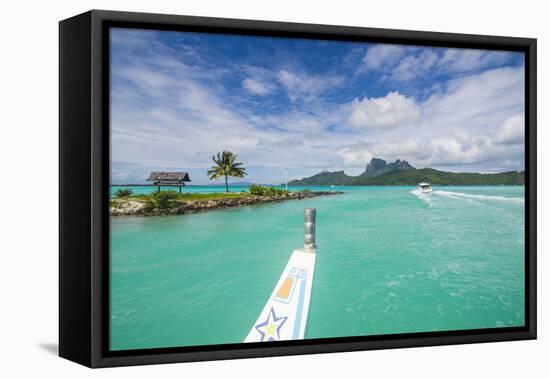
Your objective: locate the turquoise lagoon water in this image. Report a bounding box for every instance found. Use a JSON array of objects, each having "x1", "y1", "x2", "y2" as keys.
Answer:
[{"x1": 110, "y1": 185, "x2": 525, "y2": 350}]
